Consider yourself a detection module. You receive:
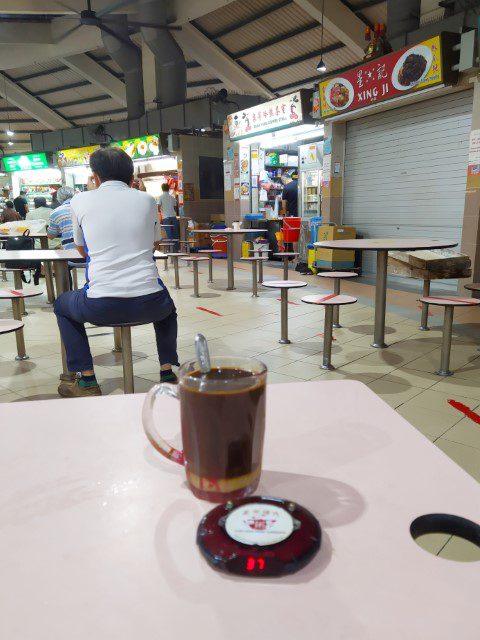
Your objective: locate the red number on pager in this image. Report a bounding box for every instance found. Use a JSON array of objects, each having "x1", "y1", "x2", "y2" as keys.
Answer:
[{"x1": 246, "y1": 557, "x2": 265, "y2": 571}]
